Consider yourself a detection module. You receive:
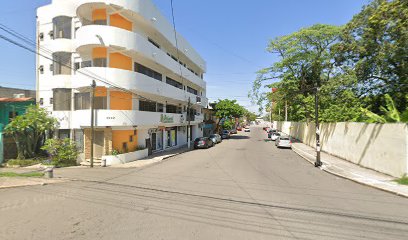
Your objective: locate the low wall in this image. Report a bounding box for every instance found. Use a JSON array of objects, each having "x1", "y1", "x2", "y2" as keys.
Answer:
[
  {"x1": 103, "y1": 149, "x2": 149, "y2": 166},
  {"x1": 274, "y1": 121, "x2": 408, "y2": 178}
]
